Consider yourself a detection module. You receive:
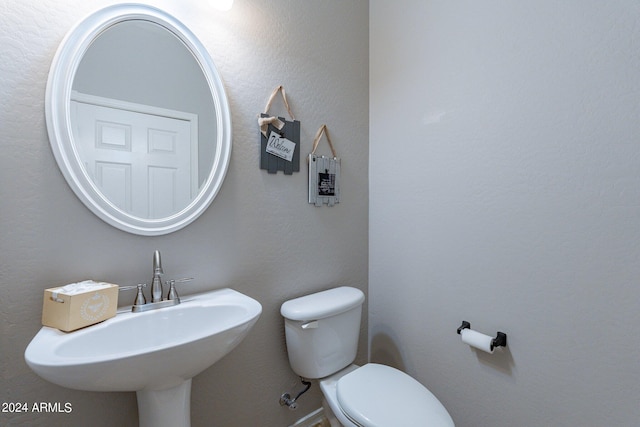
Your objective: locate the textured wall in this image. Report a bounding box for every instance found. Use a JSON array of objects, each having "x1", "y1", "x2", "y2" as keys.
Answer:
[
  {"x1": 0, "y1": 1, "x2": 368, "y2": 426},
  {"x1": 370, "y1": 1, "x2": 640, "y2": 426}
]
